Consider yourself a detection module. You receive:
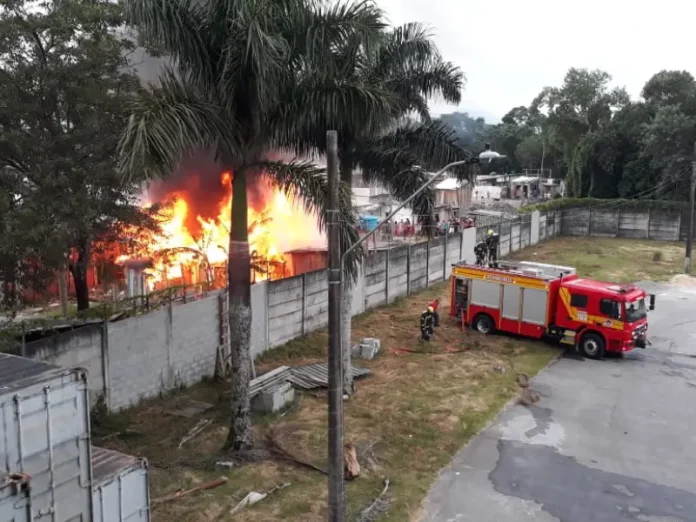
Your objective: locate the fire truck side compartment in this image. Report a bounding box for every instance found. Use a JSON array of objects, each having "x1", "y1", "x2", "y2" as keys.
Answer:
[{"x1": 450, "y1": 260, "x2": 650, "y2": 354}]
